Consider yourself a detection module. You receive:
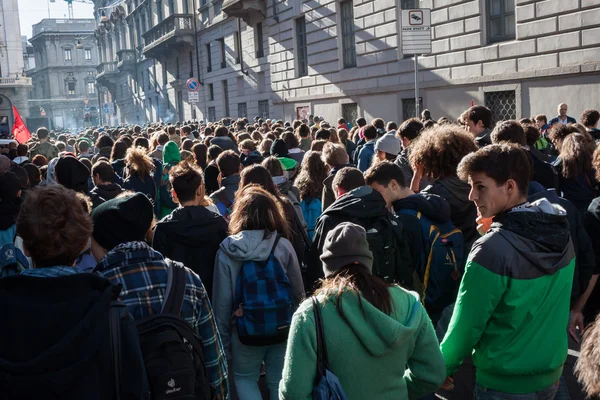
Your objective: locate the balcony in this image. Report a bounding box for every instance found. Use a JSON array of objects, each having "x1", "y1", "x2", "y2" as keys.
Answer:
[
  {"x1": 96, "y1": 61, "x2": 119, "y2": 87},
  {"x1": 117, "y1": 49, "x2": 137, "y2": 73},
  {"x1": 222, "y1": 0, "x2": 265, "y2": 25},
  {"x1": 0, "y1": 77, "x2": 33, "y2": 88},
  {"x1": 142, "y1": 14, "x2": 195, "y2": 59}
]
